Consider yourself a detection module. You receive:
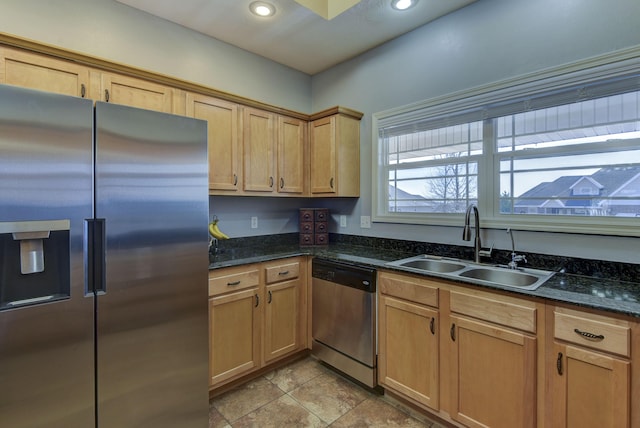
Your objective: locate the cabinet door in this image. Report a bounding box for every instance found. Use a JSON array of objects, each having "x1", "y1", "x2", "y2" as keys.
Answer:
[
  {"x1": 264, "y1": 279, "x2": 300, "y2": 363},
  {"x1": 99, "y1": 72, "x2": 173, "y2": 113},
  {"x1": 187, "y1": 94, "x2": 241, "y2": 192},
  {"x1": 309, "y1": 116, "x2": 336, "y2": 194},
  {"x1": 0, "y1": 47, "x2": 88, "y2": 97},
  {"x1": 379, "y1": 295, "x2": 439, "y2": 410},
  {"x1": 209, "y1": 288, "x2": 261, "y2": 387},
  {"x1": 449, "y1": 315, "x2": 536, "y2": 428},
  {"x1": 243, "y1": 108, "x2": 276, "y2": 192},
  {"x1": 551, "y1": 343, "x2": 629, "y2": 428},
  {"x1": 277, "y1": 116, "x2": 306, "y2": 194}
]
